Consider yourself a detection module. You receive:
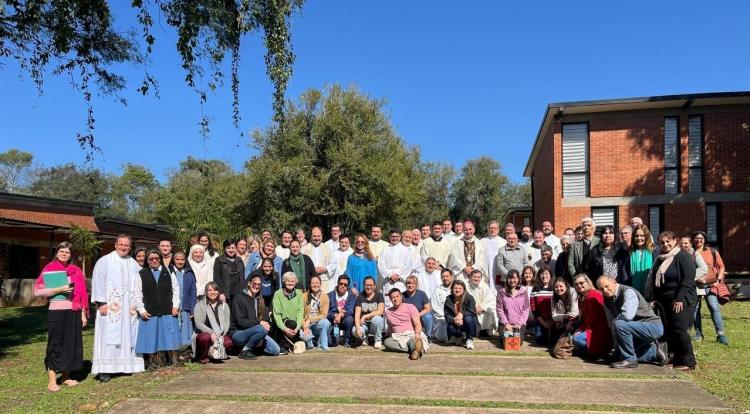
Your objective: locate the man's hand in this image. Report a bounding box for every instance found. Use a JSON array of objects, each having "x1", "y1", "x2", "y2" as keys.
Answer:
[
  {"x1": 219, "y1": 293, "x2": 227, "y2": 303},
  {"x1": 673, "y1": 301, "x2": 684, "y2": 314},
  {"x1": 171, "y1": 307, "x2": 179, "y2": 316},
  {"x1": 315, "y1": 266, "x2": 326, "y2": 273},
  {"x1": 99, "y1": 304, "x2": 108, "y2": 316},
  {"x1": 140, "y1": 310, "x2": 151, "y2": 320}
]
